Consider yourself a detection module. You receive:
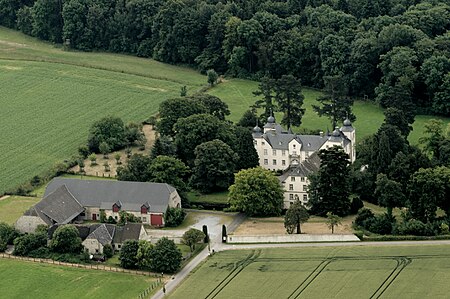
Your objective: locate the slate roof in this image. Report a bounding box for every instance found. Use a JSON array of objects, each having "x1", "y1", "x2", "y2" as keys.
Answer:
[
  {"x1": 28, "y1": 185, "x2": 84, "y2": 225},
  {"x1": 278, "y1": 153, "x2": 321, "y2": 182},
  {"x1": 85, "y1": 224, "x2": 114, "y2": 246},
  {"x1": 113, "y1": 223, "x2": 143, "y2": 244},
  {"x1": 297, "y1": 135, "x2": 327, "y2": 152},
  {"x1": 45, "y1": 178, "x2": 177, "y2": 213}
]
